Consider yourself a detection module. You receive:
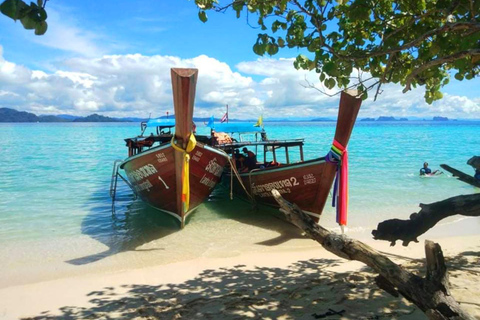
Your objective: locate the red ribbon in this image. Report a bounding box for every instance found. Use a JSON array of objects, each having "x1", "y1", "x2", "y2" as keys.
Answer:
[{"x1": 332, "y1": 140, "x2": 348, "y2": 226}]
